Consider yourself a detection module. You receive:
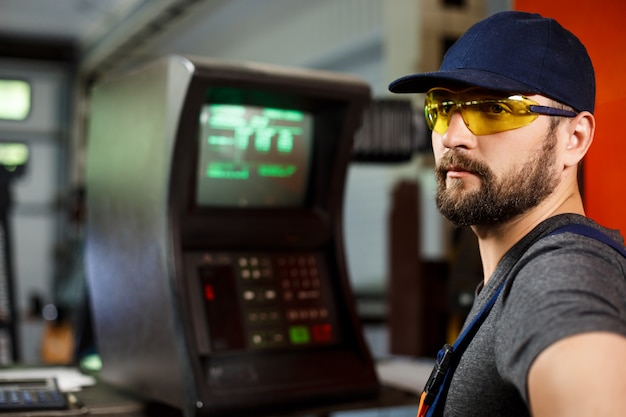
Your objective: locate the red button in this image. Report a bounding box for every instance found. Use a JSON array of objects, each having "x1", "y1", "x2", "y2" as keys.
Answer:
[
  {"x1": 204, "y1": 284, "x2": 215, "y2": 300},
  {"x1": 311, "y1": 323, "x2": 333, "y2": 343}
]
